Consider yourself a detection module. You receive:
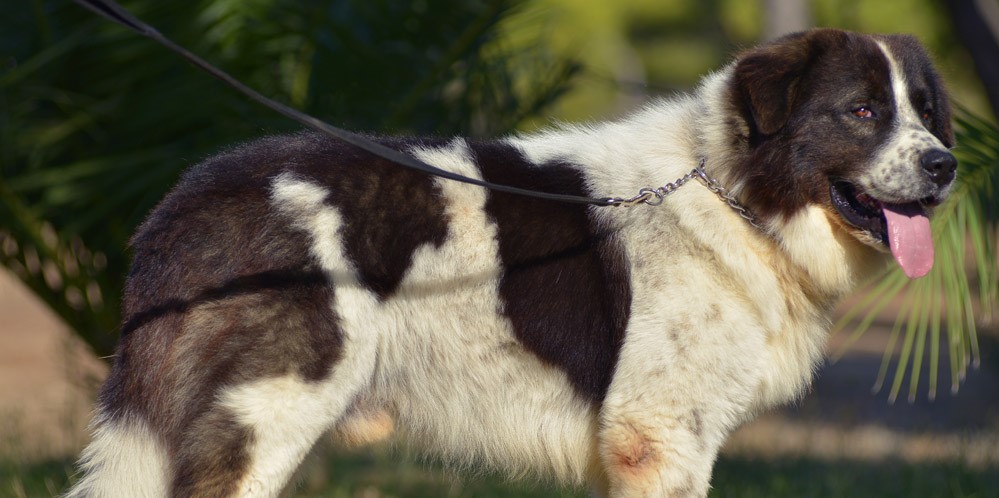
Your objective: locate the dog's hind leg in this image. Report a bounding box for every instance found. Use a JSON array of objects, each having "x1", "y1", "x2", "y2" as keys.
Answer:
[
  {"x1": 67, "y1": 277, "x2": 379, "y2": 498},
  {"x1": 216, "y1": 369, "x2": 377, "y2": 497},
  {"x1": 171, "y1": 294, "x2": 381, "y2": 498},
  {"x1": 67, "y1": 348, "x2": 378, "y2": 498},
  {"x1": 159, "y1": 325, "x2": 377, "y2": 497}
]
